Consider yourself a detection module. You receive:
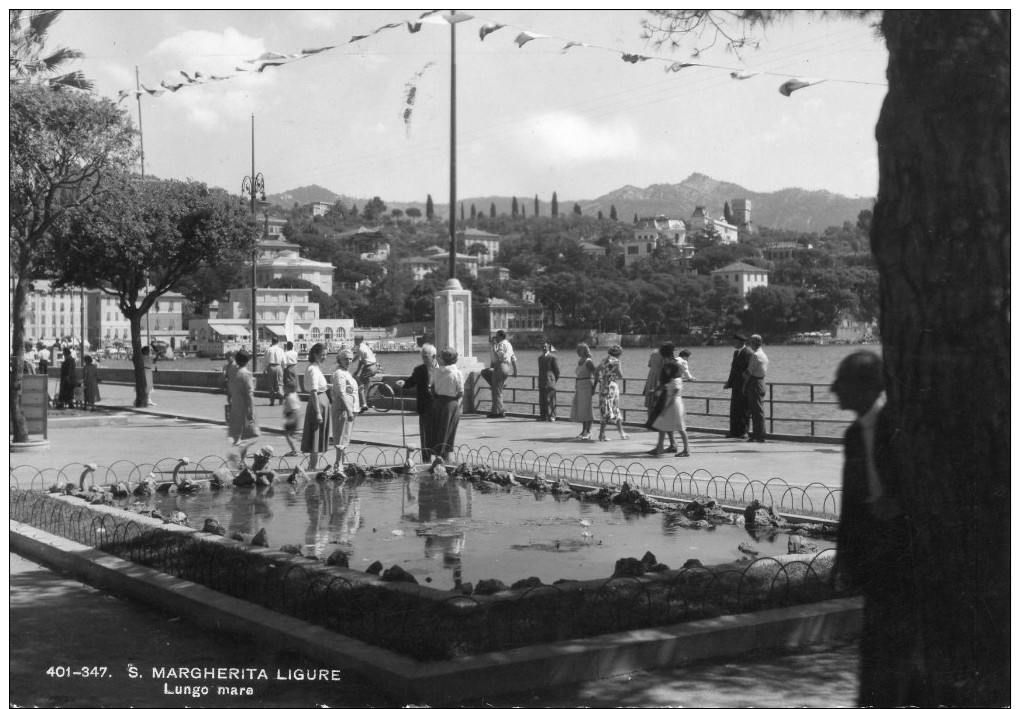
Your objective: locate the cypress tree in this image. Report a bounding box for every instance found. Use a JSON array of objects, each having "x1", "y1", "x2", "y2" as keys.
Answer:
[
  {"x1": 534, "y1": 194, "x2": 539, "y2": 217},
  {"x1": 573, "y1": 202, "x2": 581, "y2": 216},
  {"x1": 426, "y1": 194, "x2": 434, "y2": 220},
  {"x1": 597, "y1": 211, "x2": 604, "y2": 220},
  {"x1": 511, "y1": 196, "x2": 519, "y2": 218},
  {"x1": 552, "y1": 191, "x2": 559, "y2": 217},
  {"x1": 610, "y1": 205, "x2": 618, "y2": 221},
  {"x1": 490, "y1": 202, "x2": 496, "y2": 218},
  {"x1": 460, "y1": 203, "x2": 465, "y2": 221},
  {"x1": 470, "y1": 204, "x2": 476, "y2": 219},
  {"x1": 724, "y1": 200, "x2": 734, "y2": 224}
]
